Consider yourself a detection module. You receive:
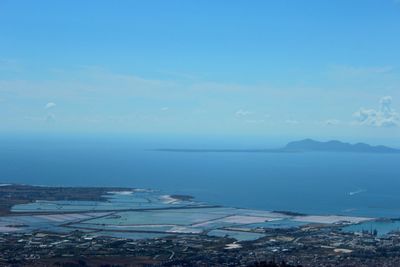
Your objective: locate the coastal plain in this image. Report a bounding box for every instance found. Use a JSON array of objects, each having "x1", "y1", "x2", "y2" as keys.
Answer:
[
  {"x1": 2, "y1": 184, "x2": 400, "y2": 266},
  {"x1": 1, "y1": 184, "x2": 372, "y2": 242}
]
